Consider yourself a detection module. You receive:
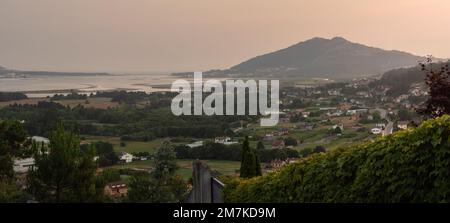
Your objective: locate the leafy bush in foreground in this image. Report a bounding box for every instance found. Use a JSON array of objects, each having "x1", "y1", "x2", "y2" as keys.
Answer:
[{"x1": 224, "y1": 115, "x2": 450, "y2": 203}]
